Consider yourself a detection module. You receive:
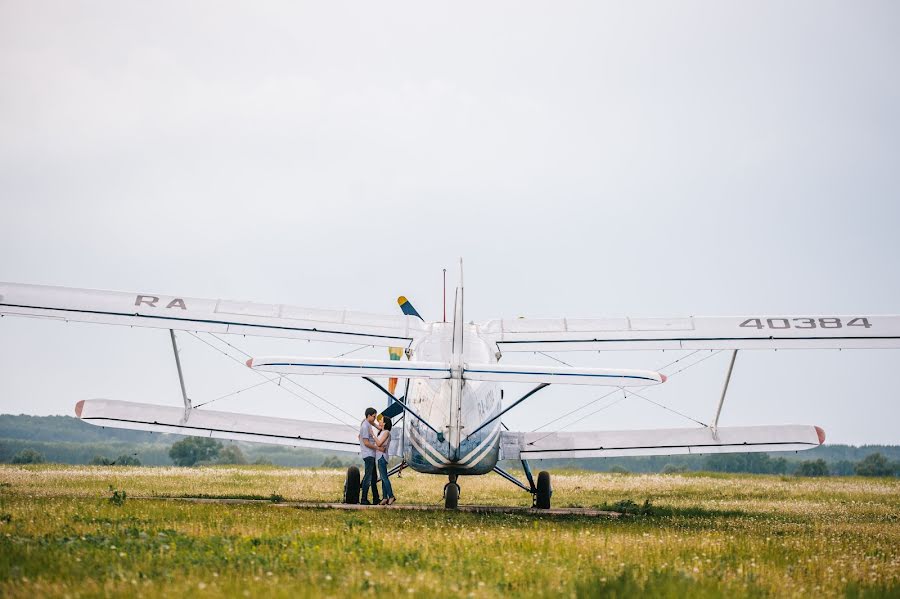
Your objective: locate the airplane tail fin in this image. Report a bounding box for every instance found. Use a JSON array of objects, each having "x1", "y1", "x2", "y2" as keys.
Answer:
[{"x1": 451, "y1": 259, "x2": 464, "y2": 366}]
